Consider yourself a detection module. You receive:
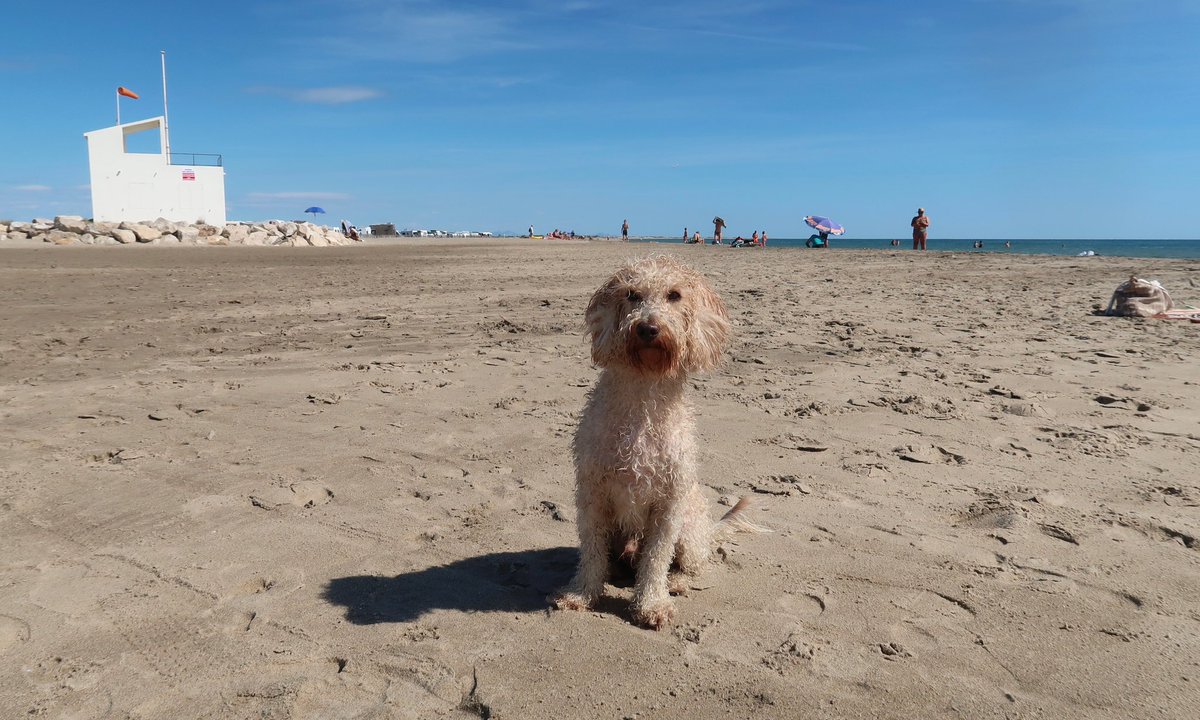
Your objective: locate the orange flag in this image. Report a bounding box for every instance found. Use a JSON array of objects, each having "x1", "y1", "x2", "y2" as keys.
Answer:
[{"x1": 117, "y1": 86, "x2": 139, "y2": 99}]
